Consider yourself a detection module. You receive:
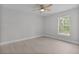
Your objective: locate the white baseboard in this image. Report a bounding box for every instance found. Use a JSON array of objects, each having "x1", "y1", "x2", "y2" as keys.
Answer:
[
  {"x1": 0, "y1": 34, "x2": 79, "y2": 46},
  {"x1": 0, "y1": 35, "x2": 43, "y2": 46},
  {"x1": 45, "y1": 33, "x2": 79, "y2": 45}
]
